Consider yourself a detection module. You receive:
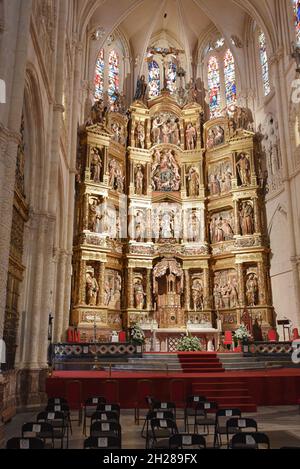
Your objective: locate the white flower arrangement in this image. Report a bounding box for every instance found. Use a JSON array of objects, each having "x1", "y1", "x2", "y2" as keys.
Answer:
[
  {"x1": 234, "y1": 325, "x2": 251, "y2": 343},
  {"x1": 130, "y1": 324, "x2": 145, "y2": 345},
  {"x1": 177, "y1": 334, "x2": 202, "y2": 352}
]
